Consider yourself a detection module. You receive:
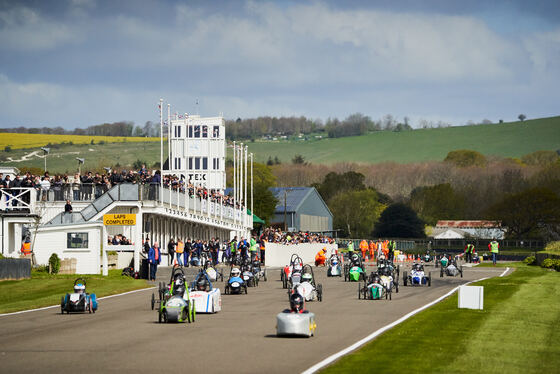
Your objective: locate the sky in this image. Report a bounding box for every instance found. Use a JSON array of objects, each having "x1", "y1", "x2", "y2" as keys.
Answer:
[{"x1": 0, "y1": 0, "x2": 559, "y2": 129}]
